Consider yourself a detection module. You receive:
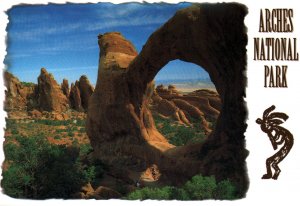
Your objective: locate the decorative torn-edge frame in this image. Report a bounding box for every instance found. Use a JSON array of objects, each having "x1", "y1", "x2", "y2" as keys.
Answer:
[{"x1": 0, "y1": 0, "x2": 250, "y2": 205}]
